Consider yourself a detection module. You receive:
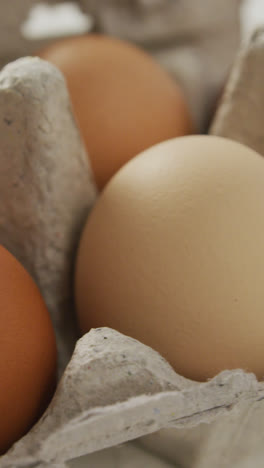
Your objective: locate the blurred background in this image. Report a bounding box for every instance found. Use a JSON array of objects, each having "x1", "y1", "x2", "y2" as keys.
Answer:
[
  {"x1": 12, "y1": 0, "x2": 264, "y2": 133},
  {"x1": 20, "y1": 0, "x2": 264, "y2": 42},
  {"x1": 1, "y1": 0, "x2": 263, "y2": 135}
]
